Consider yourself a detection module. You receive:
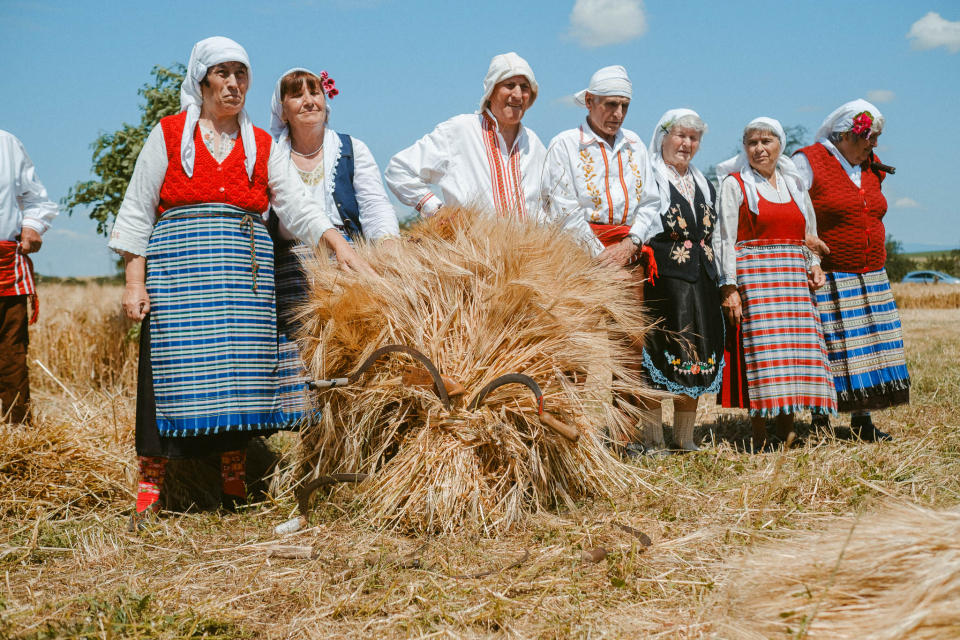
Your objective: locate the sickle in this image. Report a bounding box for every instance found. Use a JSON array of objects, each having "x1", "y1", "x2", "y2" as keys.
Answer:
[
  {"x1": 298, "y1": 473, "x2": 369, "y2": 519},
  {"x1": 307, "y1": 344, "x2": 451, "y2": 410},
  {"x1": 467, "y1": 373, "x2": 579, "y2": 443}
]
